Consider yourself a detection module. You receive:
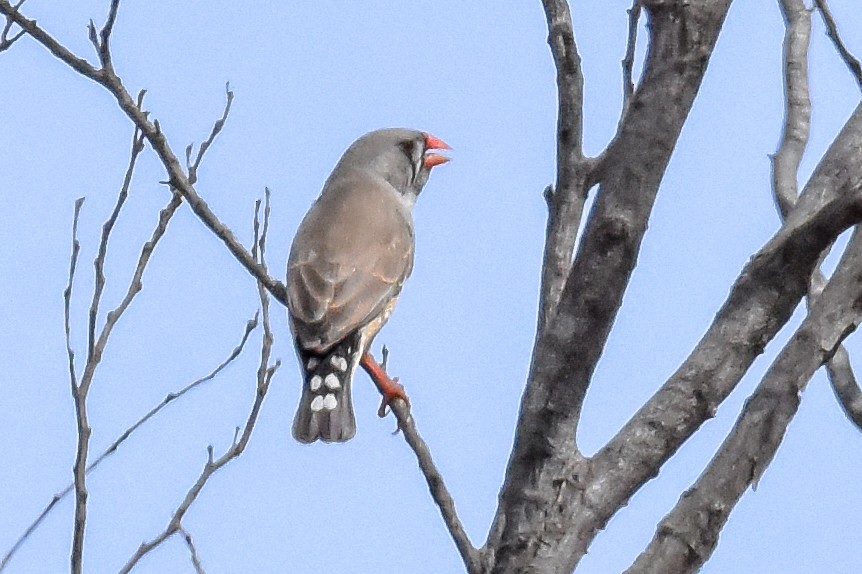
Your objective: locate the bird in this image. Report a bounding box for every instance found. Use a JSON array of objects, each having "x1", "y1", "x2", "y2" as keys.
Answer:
[{"x1": 286, "y1": 128, "x2": 450, "y2": 443}]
